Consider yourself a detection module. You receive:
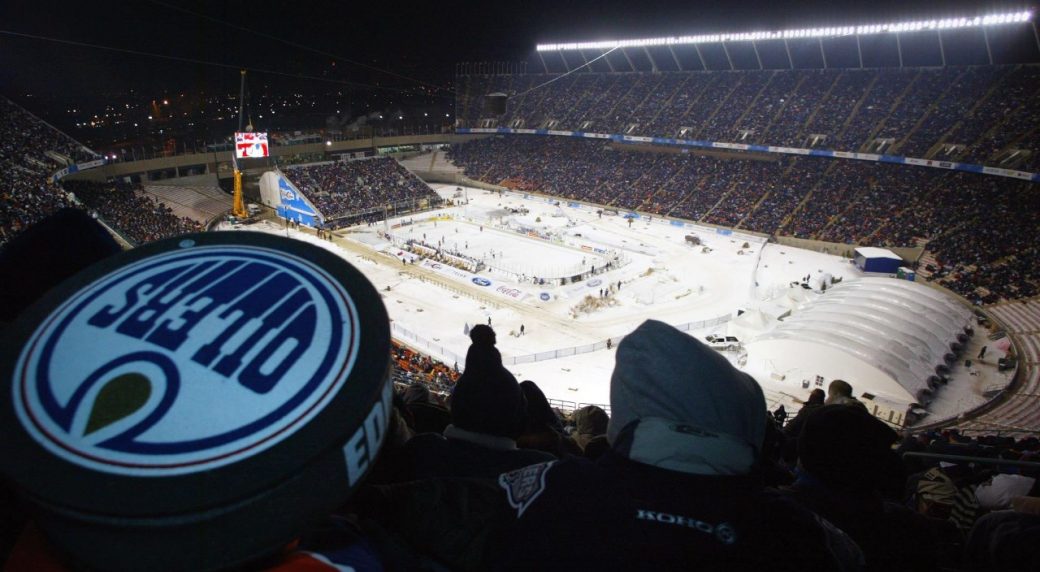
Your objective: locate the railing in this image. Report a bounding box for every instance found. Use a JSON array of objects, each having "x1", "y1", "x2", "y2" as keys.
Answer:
[
  {"x1": 389, "y1": 313, "x2": 731, "y2": 370},
  {"x1": 324, "y1": 196, "x2": 447, "y2": 228},
  {"x1": 902, "y1": 451, "x2": 1040, "y2": 469},
  {"x1": 548, "y1": 399, "x2": 612, "y2": 415},
  {"x1": 103, "y1": 124, "x2": 455, "y2": 162}
]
